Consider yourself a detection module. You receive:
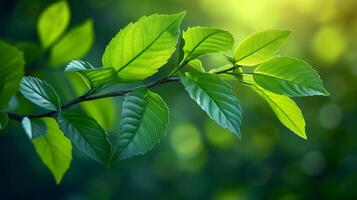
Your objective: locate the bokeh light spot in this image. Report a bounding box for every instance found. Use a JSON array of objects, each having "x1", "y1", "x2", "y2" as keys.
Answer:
[
  {"x1": 300, "y1": 150, "x2": 326, "y2": 176},
  {"x1": 311, "y1": 26, "x2": 346, "y2": 63},
  {"x1": 205, "y1": 119, "x2": 236, "y2": 149},
  {"x1": 170, "y1": 123, "x2": 203, "y2": 159},
  {"x1": 319, "y1": 102, "x2": 343, "y2": 129}
]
